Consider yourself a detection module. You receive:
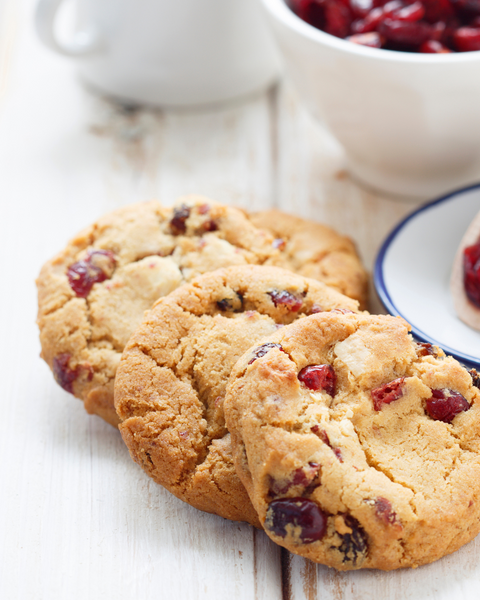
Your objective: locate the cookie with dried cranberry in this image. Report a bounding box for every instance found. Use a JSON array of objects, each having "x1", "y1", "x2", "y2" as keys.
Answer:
[
  {"x1": 250, "y1": 209, "x2": 368, "y2": 309},
  {"x1": 37, "y1": 196, "x2": 281, "y2": 426},
  {"x1": 114, "y1": 265, "x2": 360, "y2": 525},
  {"x1": 450, "y1": 209, "x2": 480, "y2": 331},
  {"x1": 225, "y1": 312, "x2": 480, "y2": 569}
]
